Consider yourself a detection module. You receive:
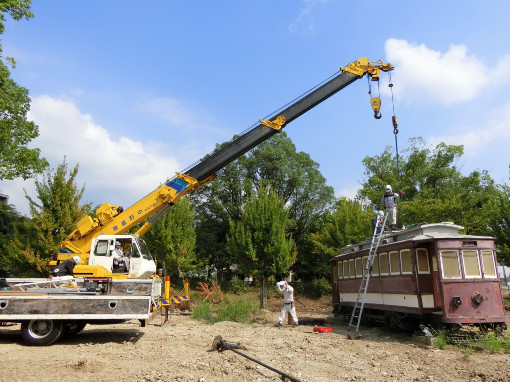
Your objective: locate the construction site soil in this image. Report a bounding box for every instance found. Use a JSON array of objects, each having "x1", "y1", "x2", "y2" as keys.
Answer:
[{"x1": 0, "y1": 294, "x2": 509, "y2": 382}]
